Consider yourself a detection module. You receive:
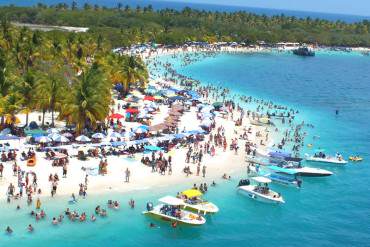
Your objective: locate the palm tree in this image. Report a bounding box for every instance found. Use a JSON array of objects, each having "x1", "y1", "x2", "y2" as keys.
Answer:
[
  {"x1": 0, "y1": 92, "x2": 23, "y2": 129},
  {"x1": 35, "y1": 63, "x2": 66, "y2": 127},
  {"x1": 17, "y1": 72, "x2": 37, "y2": 127},
  {"x1": 60, "y1": 63, "x2": 110, "y2": 134},
  {"x1": 109, "y1": 55, "x2": 148, "y2": 94},
  {"x1": 0, "y1": 48, "x2": 13, "y2": 126}
]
